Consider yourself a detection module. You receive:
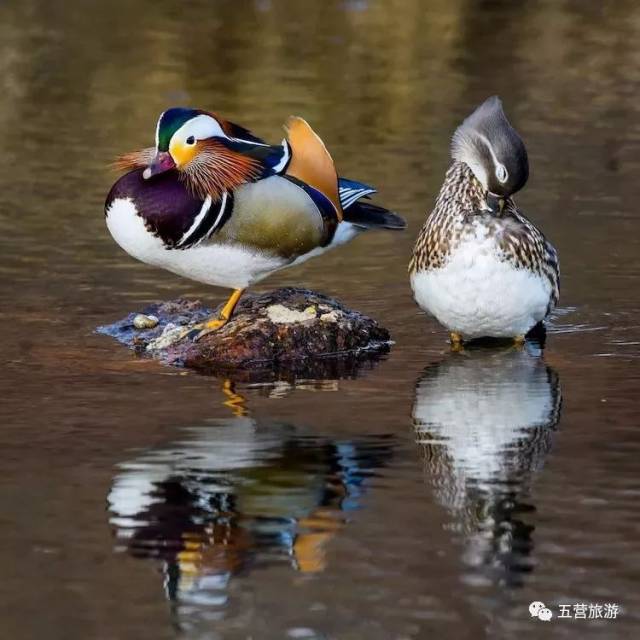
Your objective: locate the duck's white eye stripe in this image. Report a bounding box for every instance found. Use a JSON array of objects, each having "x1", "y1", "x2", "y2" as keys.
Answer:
[{"x1": 496, "y1": 163, "x2": 508, "y2": 183}]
